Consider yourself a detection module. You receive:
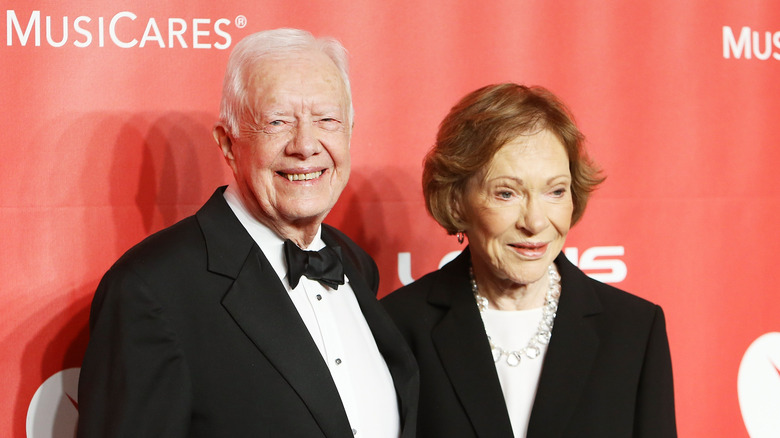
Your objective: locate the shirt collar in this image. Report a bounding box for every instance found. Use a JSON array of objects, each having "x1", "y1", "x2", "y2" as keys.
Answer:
[{"x1": 223, "y1": 183, "x2": 326, "y2": 283}]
